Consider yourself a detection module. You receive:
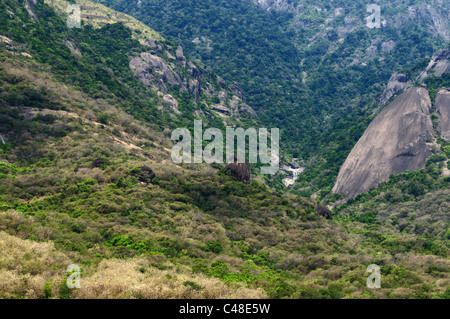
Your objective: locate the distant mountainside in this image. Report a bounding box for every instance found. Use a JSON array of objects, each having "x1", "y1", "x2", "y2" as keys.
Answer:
[{"x1": 252, "y1": 0, "x2": 450, "y2": 40}]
